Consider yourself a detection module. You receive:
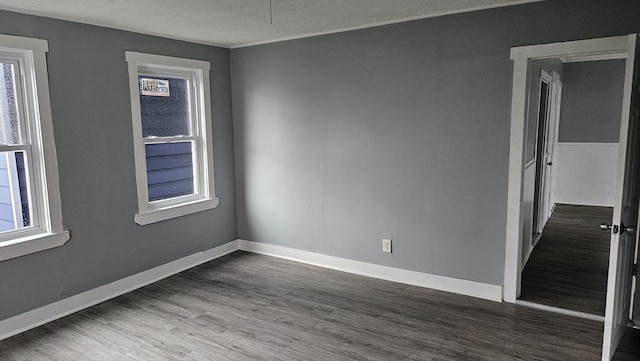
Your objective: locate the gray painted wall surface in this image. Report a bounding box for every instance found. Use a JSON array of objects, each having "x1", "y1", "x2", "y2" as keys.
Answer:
[
  {"x1": 0, "y1": 11, "x2": 236, "y2": 320},
  {"x1": 525, "y1": 59, "x2": 564, "y2": 163},
  {"x1": 232, "y1": 0, "x2": 640, "y2": 285},
  {"x1": 558, "y1": 59, "x2": 626, "y2": 143}
]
